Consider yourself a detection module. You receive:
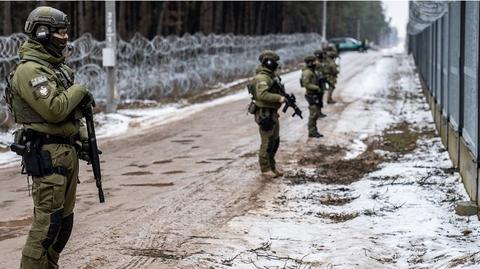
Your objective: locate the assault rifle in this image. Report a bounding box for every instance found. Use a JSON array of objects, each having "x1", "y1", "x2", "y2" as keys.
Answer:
[
  {"x1": 315, "y1": 70, "x2": 334, "y2": 90},
  {"x1": 82, "y1": 105, "x2": 105, "y2": 203},
  {"x1": 272, "y1": 76, "x2": 303, "y2": 119}
]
